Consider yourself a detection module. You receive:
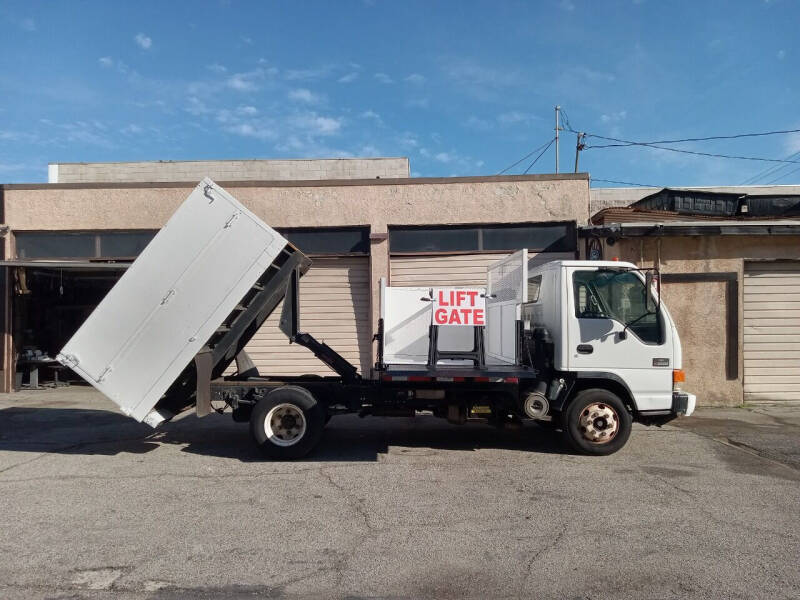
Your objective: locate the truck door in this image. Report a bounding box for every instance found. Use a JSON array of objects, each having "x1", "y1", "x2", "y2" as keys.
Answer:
[{"x1": 566, "y1": 267, "x2": 673, "y2": 412}]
